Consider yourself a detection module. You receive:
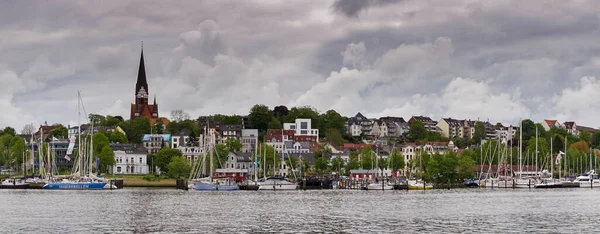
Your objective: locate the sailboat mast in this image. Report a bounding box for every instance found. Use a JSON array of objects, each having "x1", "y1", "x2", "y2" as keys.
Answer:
[
  {"x1": 535, "y1": 126, "x2": 538, "y2": 177},
  {"x1": 263, "y1": 143, "x2": 266, "y2": 179},
  {"x1": 78, "y1": 91, "x2": 82, "y2": 177},
  {"x1": 90, "y1": 120, "x2": 94, "y2": 176},
  {"x1": 209, "y1": 120, "x2": 213, "y2": 179},
  {"x1": 519, "y1": 119, "x2": 522, "y2": 179},
  {"x1": 550, "y1": 135, "x2": 553, "y2": 179},
  {"x1": 565, "y1": 137, "x2": 568, "y2": 177},
  {"x1": 254, "y1": 137, "x2": 258, "y2": 182}
]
